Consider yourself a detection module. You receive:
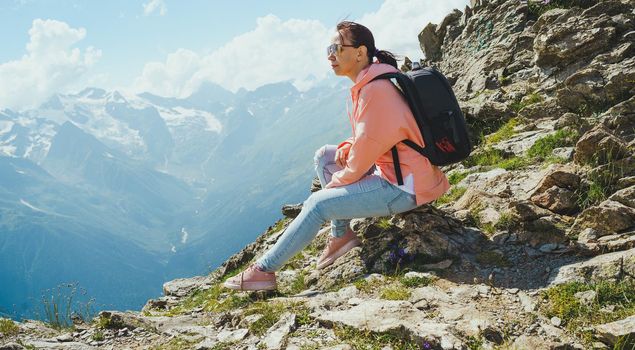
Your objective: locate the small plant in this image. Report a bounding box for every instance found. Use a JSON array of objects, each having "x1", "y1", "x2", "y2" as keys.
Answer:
[
  {"x1": 485, "y1": 118, "x2": 519, "y2": 145},
  {"x1": 494, "y1": 212, "x2": 515, "y2": 232},
  {"x1": 576, "y1": 158, "x2": 624, "y2": 210},
  {"x1": 333, "y1": 324, "x2": 422, "y2": 350},
  {"x1": 466, "y1": 334, "x2": 484, "y2": 350},
  {"x1": 353, "y1": 278, "x2": 384, "y2": 294},
  {"x1": 163, "y1": 284, "x2": 252, "y2": 317},
  {"x1": 526, "y1": 129, "x2": 579, "y2": 160},
  {"x1": 400, "y1": 275, "x2": 434, "y2": 288},
  {"x1": 91, "y1": 330, "x2": 104, "y2": 341},
  {"x1": 380, "y1": 286, "x2": 412, "y2": 301},
  {"x1": 435, "y1": 186, "x2": 467, "y2": 205},
  {"x1": 95, "y1": 313, "x2": 125, "y2": 329},
  {"x1": 377, "y1": 216, "x2": 393, "y2": 229},
  {"x1": 542, "y1": 280, "x2": 635, "y2": 345},
  {"x1": 447, "y1": 170, "x2": 472, "y2": 185},
  {"x1": 386, "y1": 241, "x2": 414, "y2": 275},
  {"x1": 0, "y1": 318, "x2": 19, "y2": 336},
  {"x1": 149, "y1": 337, "x2": 197, "y2": 350},
  {"x1": 37, "y1": 282, "x2": 96, "y2": 330},
  {"x1": 243, "y1": 302, "x2": 287, "y2": 336},
  {"x1": 283, "y1": 271, "x2": 307, "y2": 295}
]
